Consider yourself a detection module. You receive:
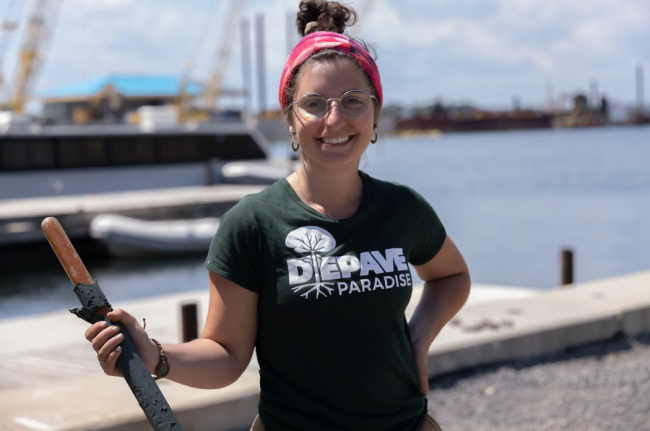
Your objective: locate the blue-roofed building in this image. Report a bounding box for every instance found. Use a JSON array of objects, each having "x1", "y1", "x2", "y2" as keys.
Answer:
[
  {"x1": 39, "y1": 74, "x2": 205, "y2": 124},
  {"x1": 40, "y1": 75, "x2": 204, "y2": 100}
]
